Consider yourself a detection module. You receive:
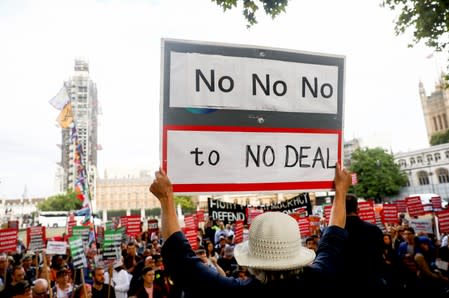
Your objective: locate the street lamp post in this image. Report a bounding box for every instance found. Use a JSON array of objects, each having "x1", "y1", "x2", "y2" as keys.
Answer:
[
  {"x1": 428, "y1": 162, "x2": 435, "y2": 194},
  {"x1": 375, "y1": 159, "x2": 382, "y2": 203}
]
